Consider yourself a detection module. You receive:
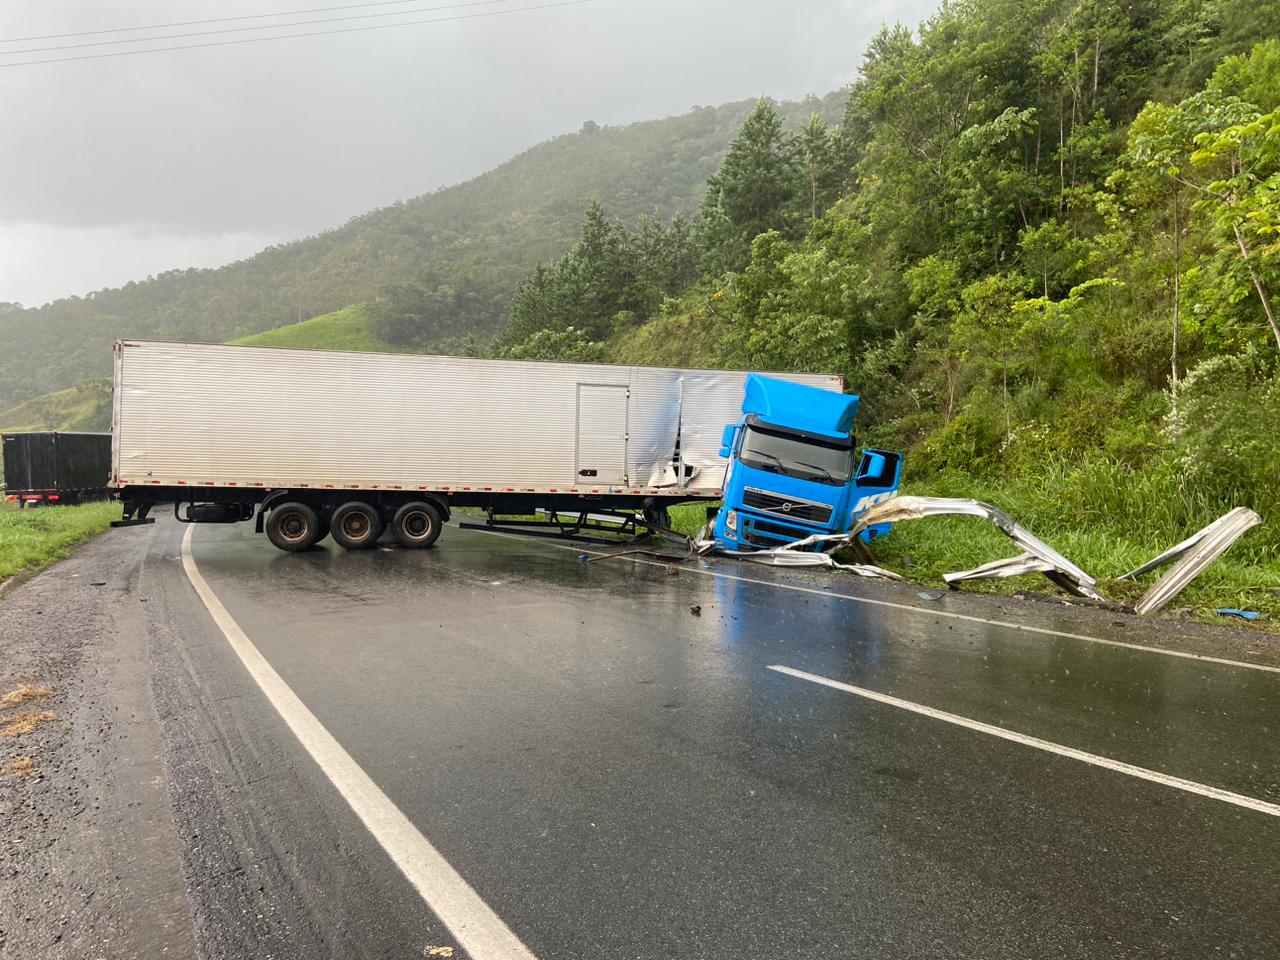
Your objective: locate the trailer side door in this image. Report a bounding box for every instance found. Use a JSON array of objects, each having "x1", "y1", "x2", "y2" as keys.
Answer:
[{"x1": 575, "y1": 383, "x2": 629, "y2": 486}]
